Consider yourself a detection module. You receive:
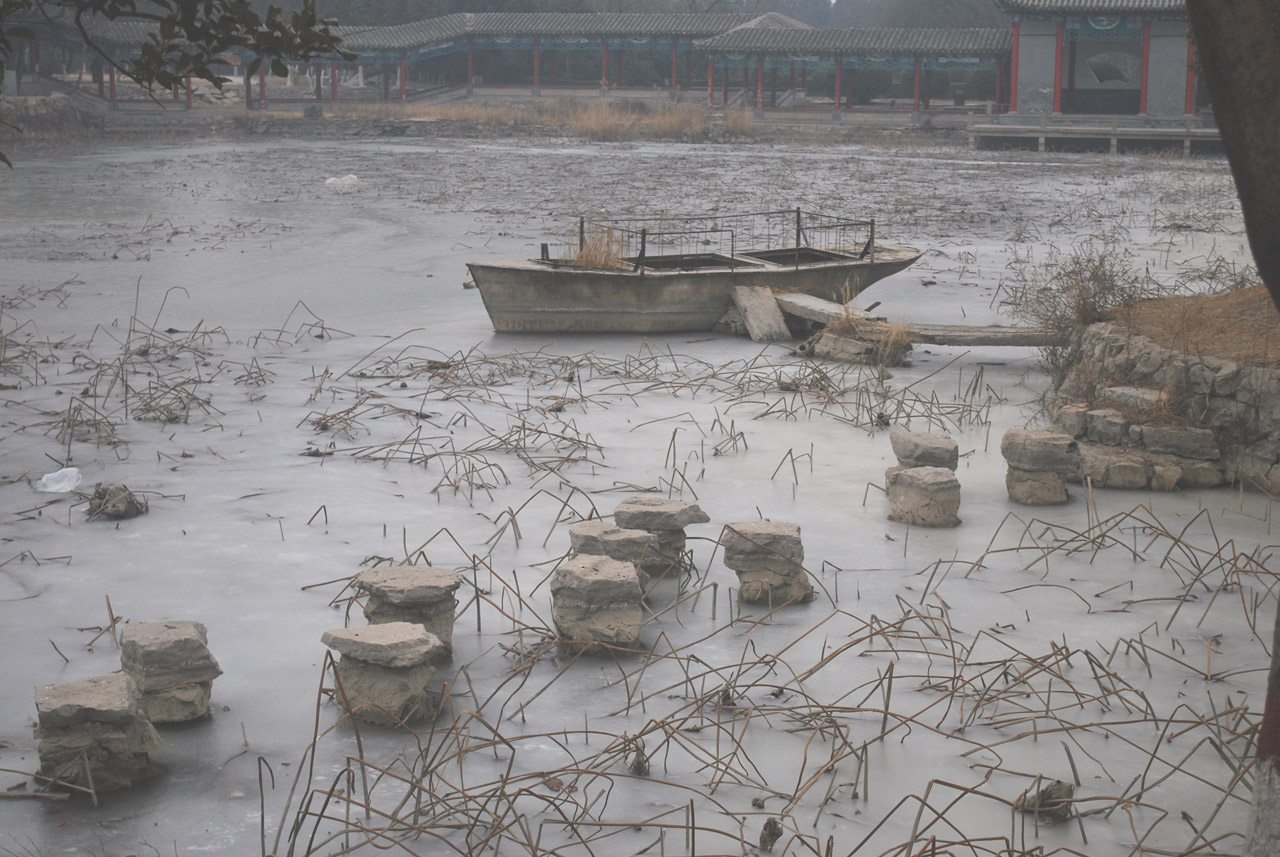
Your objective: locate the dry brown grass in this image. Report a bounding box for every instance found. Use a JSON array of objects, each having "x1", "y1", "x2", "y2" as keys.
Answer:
[
  {"x1": 645, "y1": 103, "x2": 705, "y2": 138},
  {"x1": 569, "y1": 226, "x2": 628, "y2": 269},
  {"x1": 870, "y1": 322, "x2": 913, "y2": 365},
  {"x1": 1111, "y1": 284, "x2": 1280, "y2": 368},
  {"x1": 328, "y1": 98, "x2": 706, "y2": 140},
  {"x1": 724, "y1": 107, "x2": 755, "y2": 136},
  {"x1": 566, "y1": 101, "x2": 635, "y2": 140}
]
